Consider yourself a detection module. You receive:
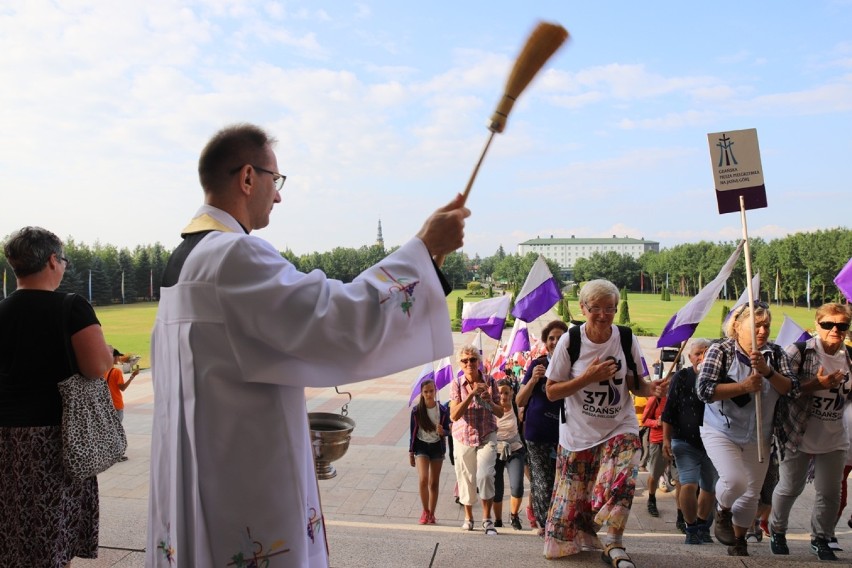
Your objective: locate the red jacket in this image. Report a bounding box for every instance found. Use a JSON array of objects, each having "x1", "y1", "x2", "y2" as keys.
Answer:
[{"x1": 641, "y1": 396, "x2": 666, "y2": 445}]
